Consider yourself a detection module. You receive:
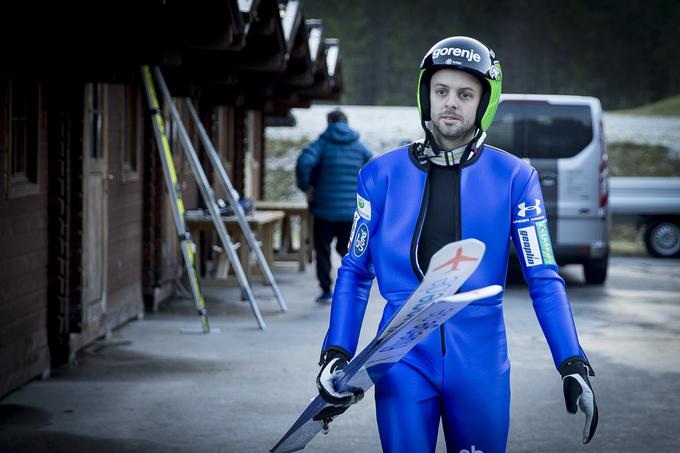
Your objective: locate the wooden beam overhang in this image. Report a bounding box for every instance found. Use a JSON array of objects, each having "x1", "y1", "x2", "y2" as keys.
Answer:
[
  {"x1": 0, "y1": 1, "x2": 244, "y2": 72},
  {"x1": 181, "y1": 0, "x2": 287, "y2": 76},
  {"x1": 306, "y1": 20, "x2": 325, "y2": 73},
  {"x1": 161, "y1": 0, "x2": 244, "y2": 49},
  {"x1": 280, "y1": 0, "x2": 303, "y2": 61},
  {"x1": 326, "y1": 38, "x2": 344, "y2": 98},
  {"x1": 238, "y1": 0, "x2": 262, "y2": 43},
  {"x1": 146, "y1": 3, "x2": 343, "y2": 113},
  {"x1": 262, "y1": 34, "x2": 344, "y2": 119},
  {"x1": 182, "y1": 0, "x2": 267, "y2": 52},
  {"x1": 269, "y1": 9, "x2": 315, "y2": 88},
  {"x1": 285, "y1": 38, "x2": 340, "y2": 102}
]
